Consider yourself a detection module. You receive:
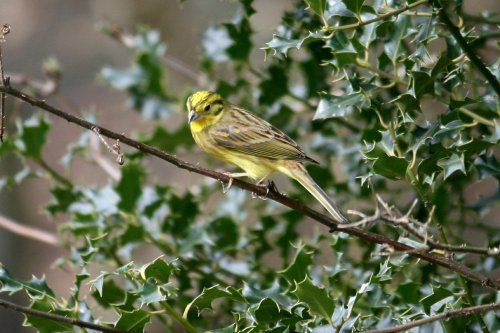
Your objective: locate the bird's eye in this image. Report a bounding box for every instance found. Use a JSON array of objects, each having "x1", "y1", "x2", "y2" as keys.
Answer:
[{"x1": 204, "y1": 104, "x2": 211, "y2": 111}]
